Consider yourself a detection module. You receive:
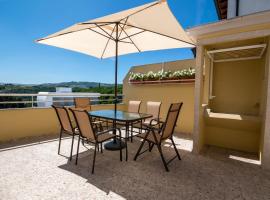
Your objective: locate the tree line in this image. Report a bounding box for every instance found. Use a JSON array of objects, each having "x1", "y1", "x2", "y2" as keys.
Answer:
[{"x1": 0, "y1": 84, "x2": 123, "y2": 109}]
